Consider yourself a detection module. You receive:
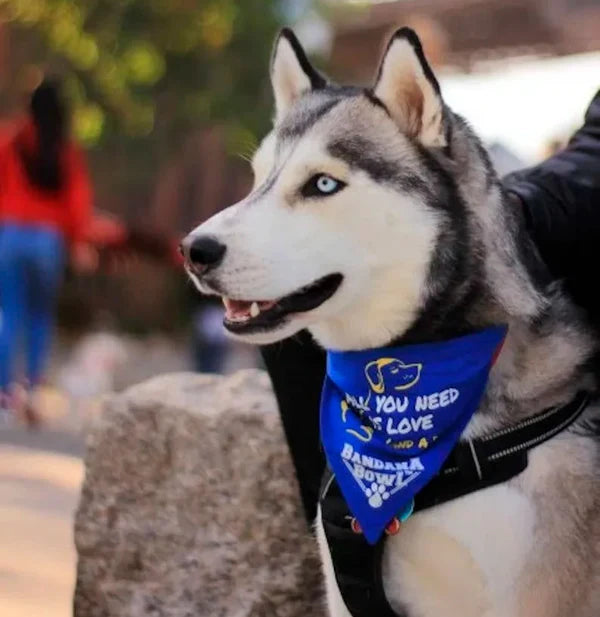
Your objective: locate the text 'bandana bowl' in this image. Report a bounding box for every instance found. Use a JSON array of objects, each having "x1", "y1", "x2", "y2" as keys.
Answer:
[{"x1": 320, "y1": 325, "x2": 507, "y2": 544}]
